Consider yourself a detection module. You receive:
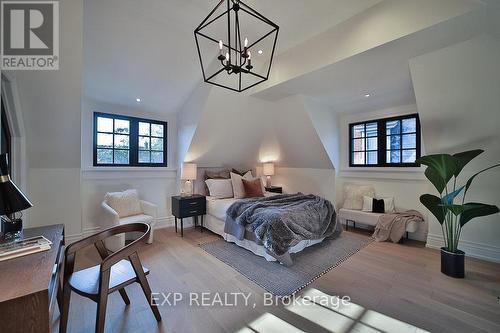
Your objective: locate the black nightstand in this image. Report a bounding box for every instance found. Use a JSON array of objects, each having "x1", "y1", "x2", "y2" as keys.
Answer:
[
  {"x1": 171, "y1": 194, "x2": 206, "y2": 237},
  {"x1": 265, "y1": 186, "x2": 283, "y2": 194}
]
